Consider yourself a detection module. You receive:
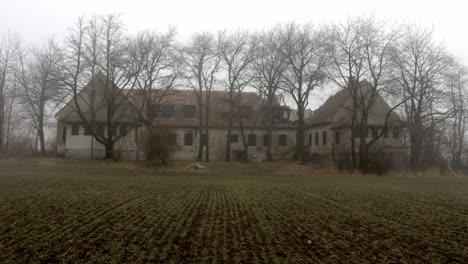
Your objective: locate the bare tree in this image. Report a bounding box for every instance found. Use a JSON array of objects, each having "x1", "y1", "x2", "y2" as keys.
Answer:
[
  {"x1": 277, "y1": 22, "x2": 329, "y2": 163},
  {"x1": 446, "y1": 63, "x2": 467, "y2": 169},
  {"x1": 182, "y1": 32, "x2": 220, "y2": 161},
  {"x1": 61, "y1": 15, "x2": 142, "y2": 160},
  {"x1": 15, "y1": 38, "x2": 63, "y2": 154},
  {"x1": 327, "y1": 16, "x2": 403, "y2": 173},
  {"x1": 0, "y1": 32, "x2": 16, "y2": 155},
  {"x1": 218, "y1": 30, "x2": 257, "y2": 161},
  {"x1": 252, "y1": 27, "x2": 286, "y2": 161},
  {"x1": 133, "y1": 28, "x2": 180, "y2": 160},
  {"x1": 391, "y1": 25, "x2": 454, "y2": 172}
]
